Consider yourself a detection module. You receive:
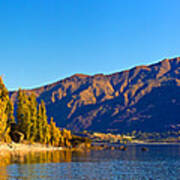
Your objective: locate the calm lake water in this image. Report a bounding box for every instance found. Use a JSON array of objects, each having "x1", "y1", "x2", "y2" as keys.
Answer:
[{"x1": 0, "y1": 144, "x2": 180, "y2": 180}]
